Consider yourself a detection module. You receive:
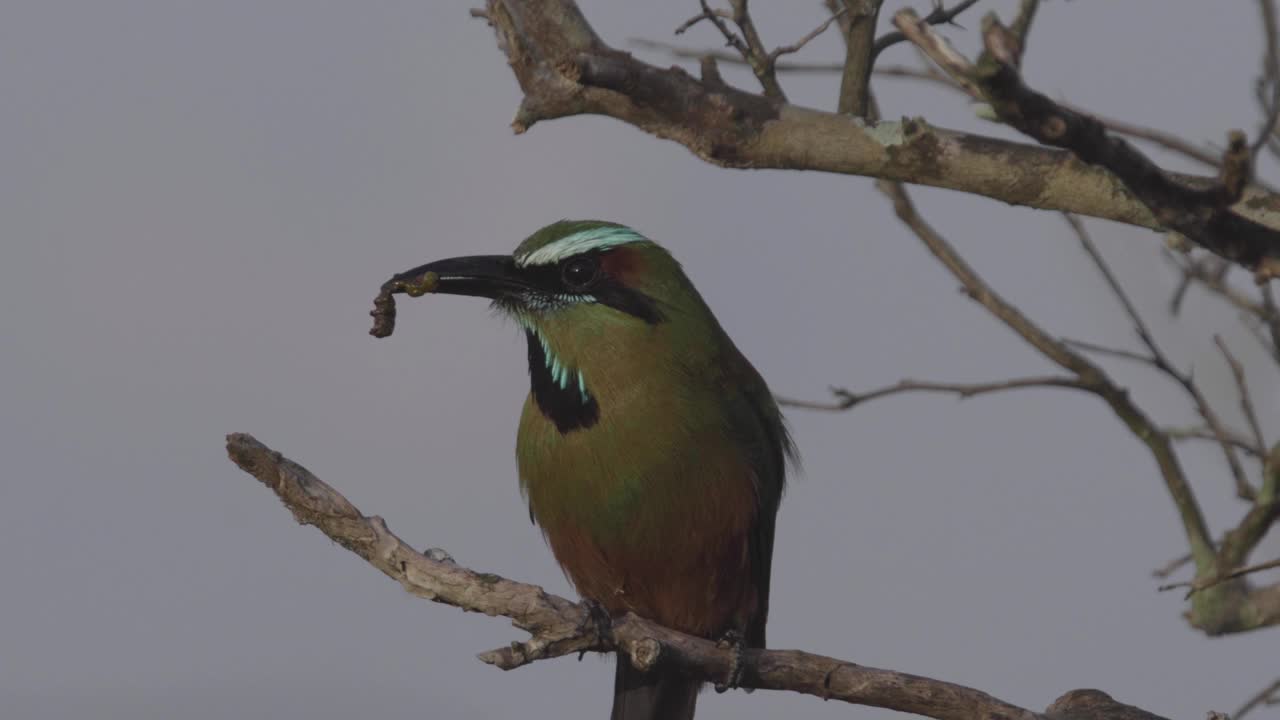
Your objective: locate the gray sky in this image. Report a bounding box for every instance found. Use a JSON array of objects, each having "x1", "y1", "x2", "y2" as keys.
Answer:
[{"x1": 3, "y1": 2, "x2": 1278, "y2": 719}]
